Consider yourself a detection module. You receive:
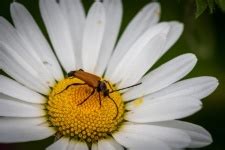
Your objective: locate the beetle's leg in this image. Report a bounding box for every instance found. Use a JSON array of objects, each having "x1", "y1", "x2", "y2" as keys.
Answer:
[
  {"x1": 98, "y1": 92, "x2": 102, "y2": 108},
  {"x1": 77, "y1": 88, "x2": 95, "y2": 106},
  {"x1": 107, "y1": 95, "x2": 119, "y2": 120},
  {"x1": 55, "y1": 83, "x2": 86, "y2": 96}
]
